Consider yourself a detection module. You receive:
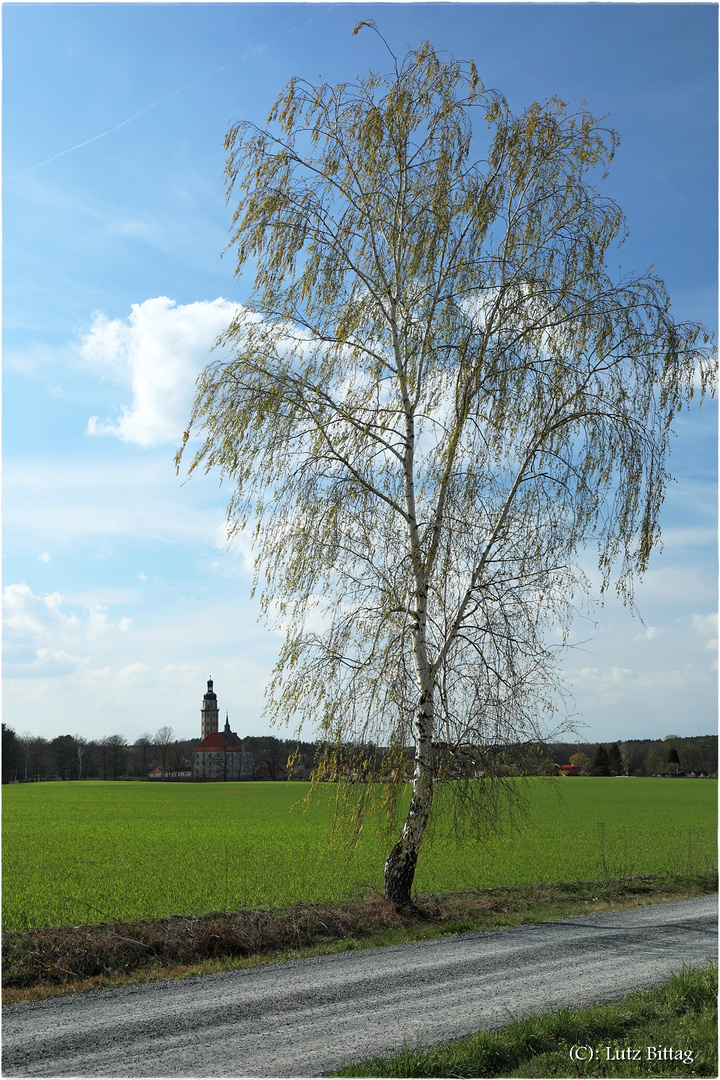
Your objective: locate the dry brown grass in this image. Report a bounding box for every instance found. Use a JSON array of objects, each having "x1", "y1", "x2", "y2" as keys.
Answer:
[
  {"x1": 4, "y1": 873, "x2": 715, "y2": 1003},
  {"x1": 3, "y1": 893, "x2": 402, "y2": 995}
]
